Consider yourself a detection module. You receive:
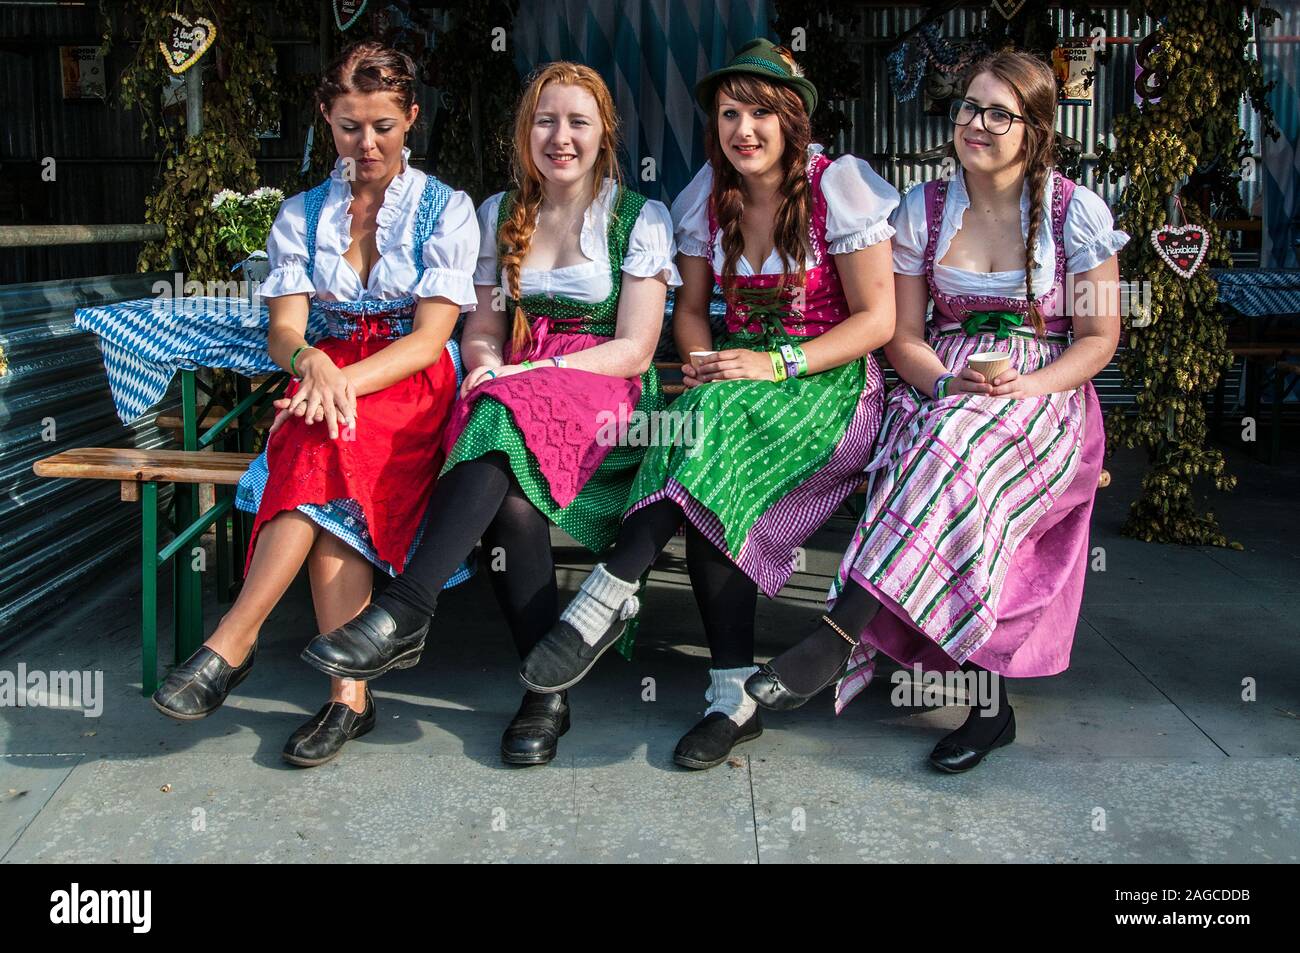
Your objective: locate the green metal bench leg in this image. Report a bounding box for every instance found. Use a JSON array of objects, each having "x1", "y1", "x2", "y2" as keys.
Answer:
[
  {"x1": 172, "y1": 544, "x2": 185, "y2": 665},
  {"x1": 215, "y1": 485, "x2": 231, "y2": 604},
  {"x1": 187, "y1": 533, "x2": 203, "y2": 657},
  {"x1": 142, "y1": 481, "x2": 159, "y2": 697},
  {"x1": 179, "y1": 369, "x2": 203, "y2": 658}
]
